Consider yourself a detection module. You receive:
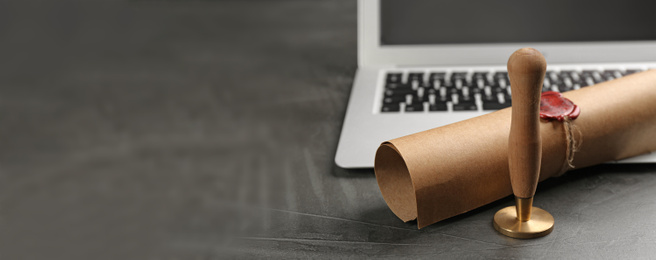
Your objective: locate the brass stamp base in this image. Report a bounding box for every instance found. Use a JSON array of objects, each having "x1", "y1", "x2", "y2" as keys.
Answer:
[{"x1": 493, "y1": 206, "x2": 554, "y2": 239}]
